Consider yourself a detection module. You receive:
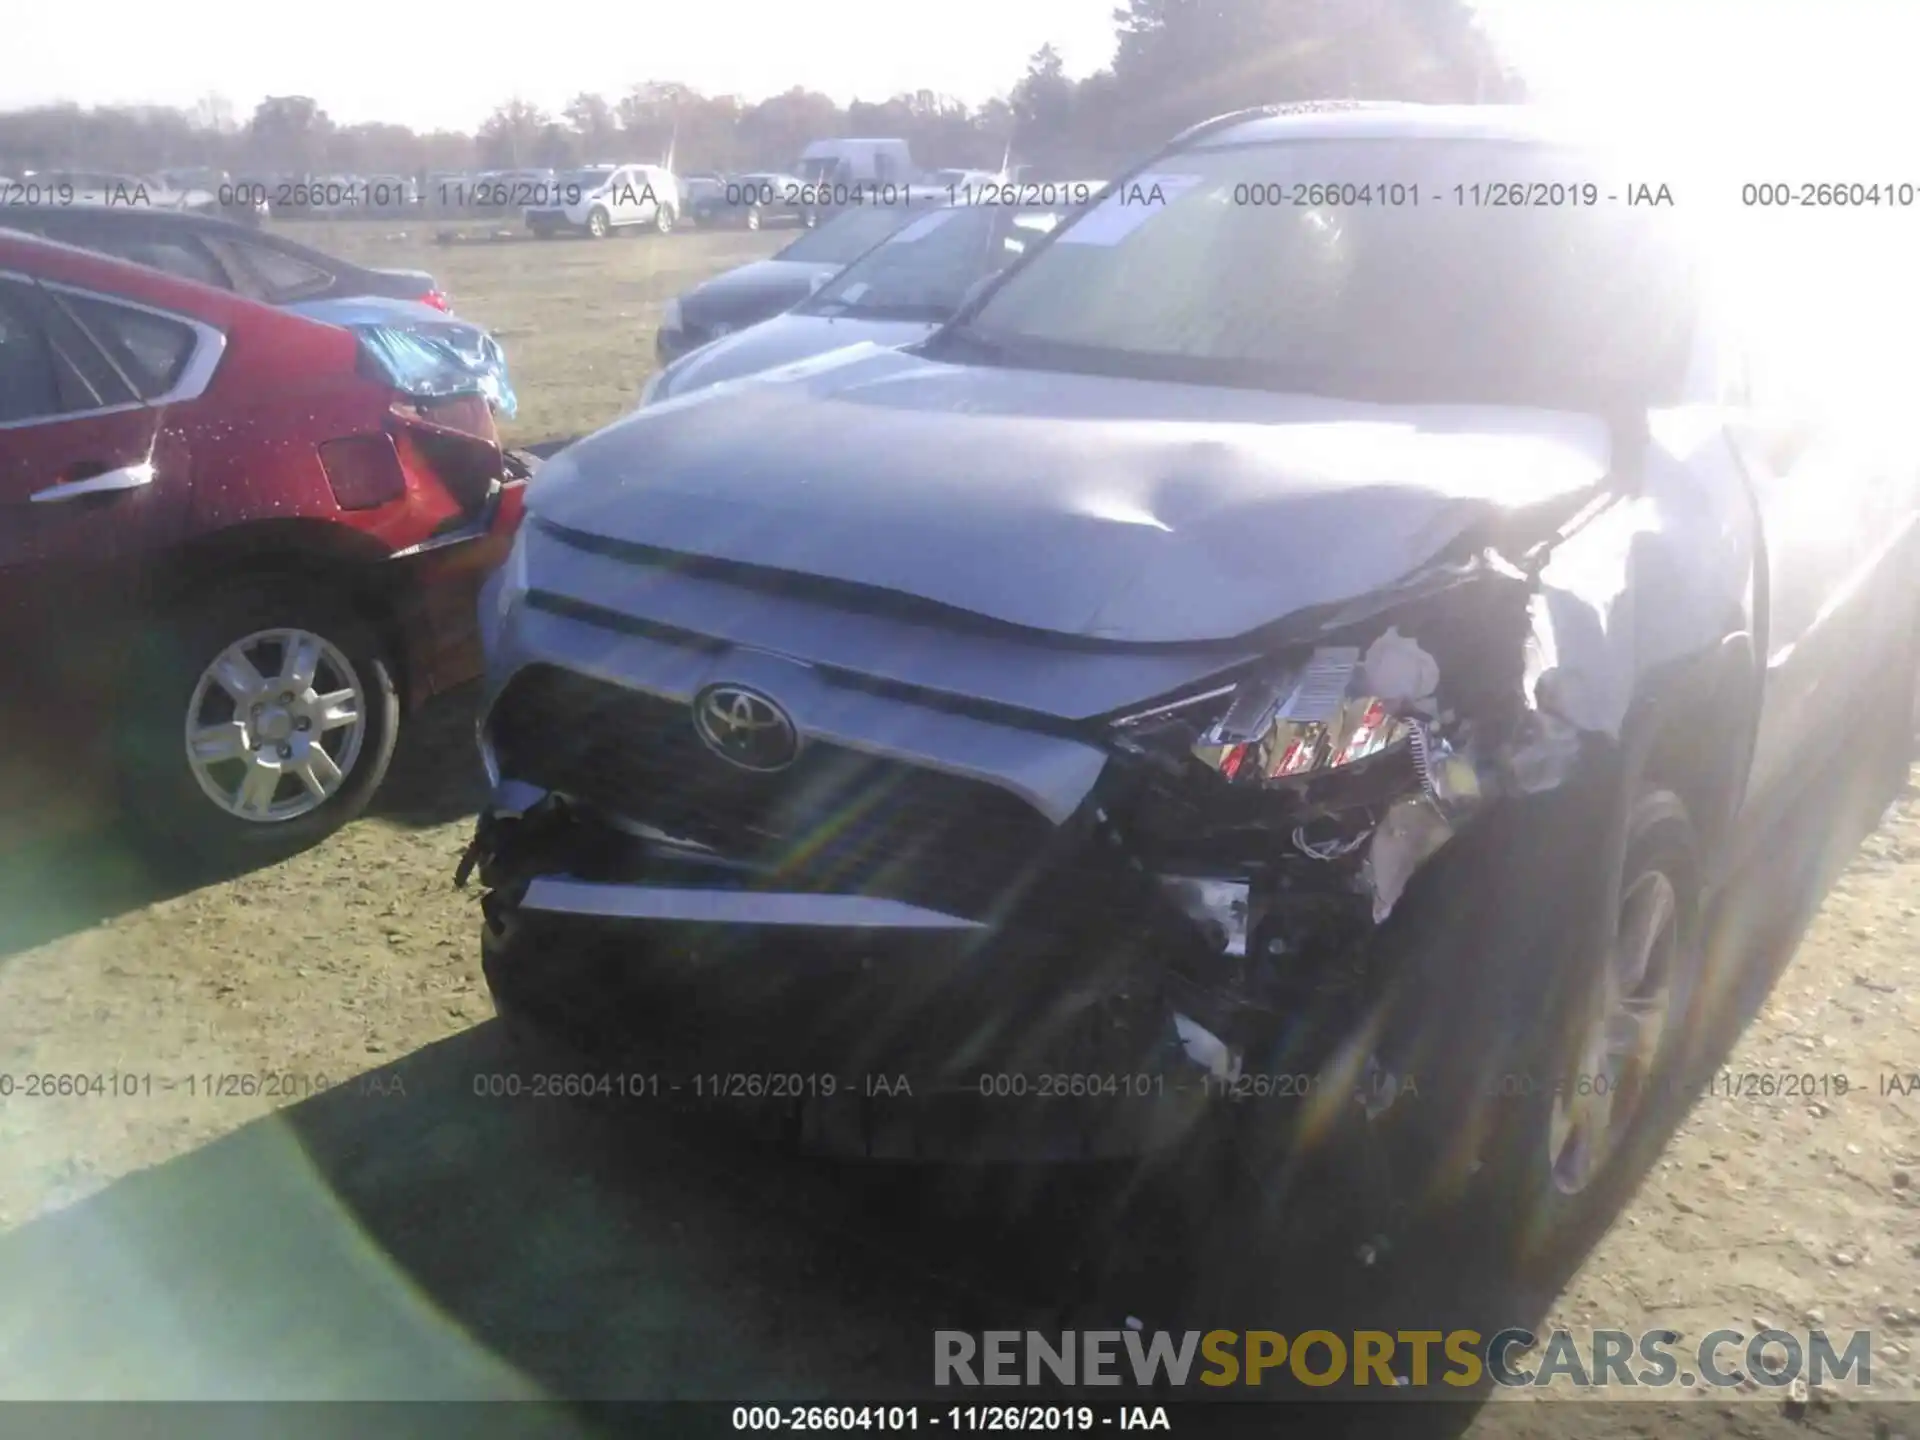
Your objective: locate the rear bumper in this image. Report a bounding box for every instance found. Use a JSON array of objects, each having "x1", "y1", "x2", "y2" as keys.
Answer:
[{"x1": 393, "y1": 469, "x2": 529, "y2": 705}]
